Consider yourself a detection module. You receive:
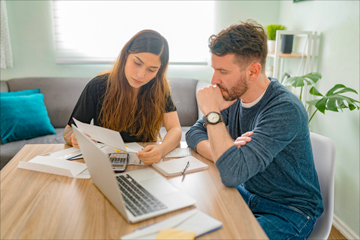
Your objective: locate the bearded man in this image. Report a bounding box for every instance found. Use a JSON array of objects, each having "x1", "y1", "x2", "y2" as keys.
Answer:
[{"x1": 185, "y1": 20, "x2": 324, "y2": 240}]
